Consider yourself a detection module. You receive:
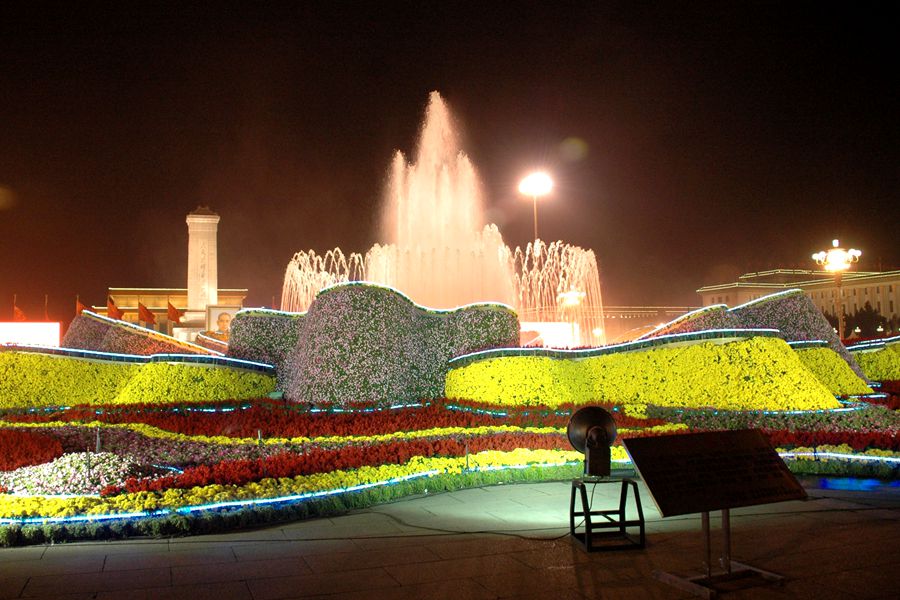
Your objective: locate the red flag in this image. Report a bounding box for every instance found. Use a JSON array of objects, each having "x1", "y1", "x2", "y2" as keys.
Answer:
[
  {"x1": 13, "y1": 305, "x2": 26, "y2": 322},
  {"x1": 107, "y1": 297, "x2": 124, "y2": 320},
  {"x1": 76, "y1": 297, "x2": 88, "y2": 316},
  {"x1": 167, "y1": 301, "x2": 184, "y2": 324},
  {"x1": 138, "y1": 302, "x2": 156, "y2": 325}
]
